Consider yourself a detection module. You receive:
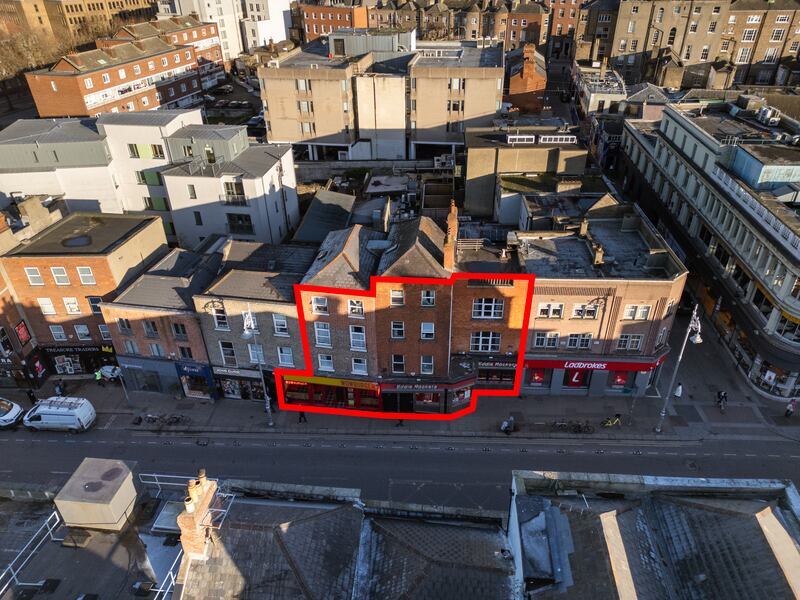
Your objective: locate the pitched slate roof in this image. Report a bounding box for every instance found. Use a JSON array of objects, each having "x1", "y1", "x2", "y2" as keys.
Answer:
[
  {"x1": 377, "y1": 217, "x2": 448, "y2": 277},
  {"x1": 293, "y1": 190, "x2": 357, "y2": 244},
  {"x1": 220, "y1": 240, "x2": 318, "y2": 273},
  {"x1": 42, "y1": 38, "x2": 178, "y2": 74},
  {"x1": 302, "y1": 225, "x2": 386, "y2": 289},
  {"x1": 625, "y1": 82, "x2": 669, "y2": 104},
  {"x1": 204, "y1": 269, "x2": 303, "y2": 302},
  {"x1": 169, "y1": 124, "x2": 244, "y2": 141}
]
